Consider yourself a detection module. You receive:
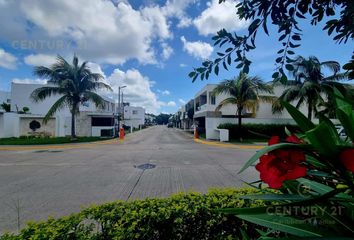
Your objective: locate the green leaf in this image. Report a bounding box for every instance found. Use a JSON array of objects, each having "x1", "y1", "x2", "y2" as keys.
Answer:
[
  {"x1": 236, "y1": 214, "x2": 323, "y2": 237},
  {"x1": 282, "y1": 101, "x2": 315, "y2": 132},
  {"x1": 305, "y1": 121, "x2": 339, "y2": 157},
  {"x1": 240, "y1": 194, "x2": 308, "y2": 201},
  {"x1": 285, "y1": 64, "x2": 294, "y2": 71},
  {"x1": 214, "y1": 65, "x2": 219, "y2": 75},
  {"x1": 188, "y1": 71, "x2": 196, "y2": 78},
  {"x1": 272, "y1": 72, "x2": 279, "y2": 79},
  {"x1": 296, "y1": 178, "x2": 334, "y2": 195},
  {"x1": 306, "y1": 155, "x2": 327, "y2": 168},
  {"x1": 238, "y1": 143, "x2": 309, "y2": 174}
]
